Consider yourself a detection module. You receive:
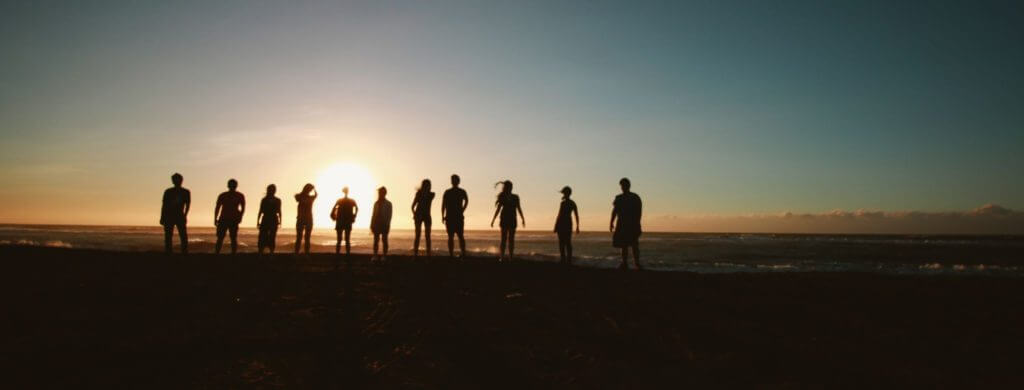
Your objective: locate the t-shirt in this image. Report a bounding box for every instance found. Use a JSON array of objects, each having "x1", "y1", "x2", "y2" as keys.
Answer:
[
  {"x1": 498, "y1": 193, "x2": 520, "y2": 224},
  {"x1": 161, "y1": 187, "x2": 191, "y2": 224},
  {"x1": 259, "y1": 196, "x2": 281, "y2": 226},
  {"x1": 334, "y1": 197, "x2": 357, "y2": 225},
  {"x1": 555, "y1": 199, "x2": 577, "y2": 232},
  {"x1": 413, "y1": 191, "x2": 434, "y2": 219},
  {"x1": 295, "y1": 193, "x2": 316, "y2": 223},
  {"x1": 371, "y1": 199, "x2": 393, "y2": 233},
  {"x1": 613, "y1": 192, "x2": 642, "y2": 229},
  {"x1": 216, "y1": 191, "x2": 246, "y2": 225},
  {"x1": 443, "y1": 188, "x2": 468, "y2": 220}
]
